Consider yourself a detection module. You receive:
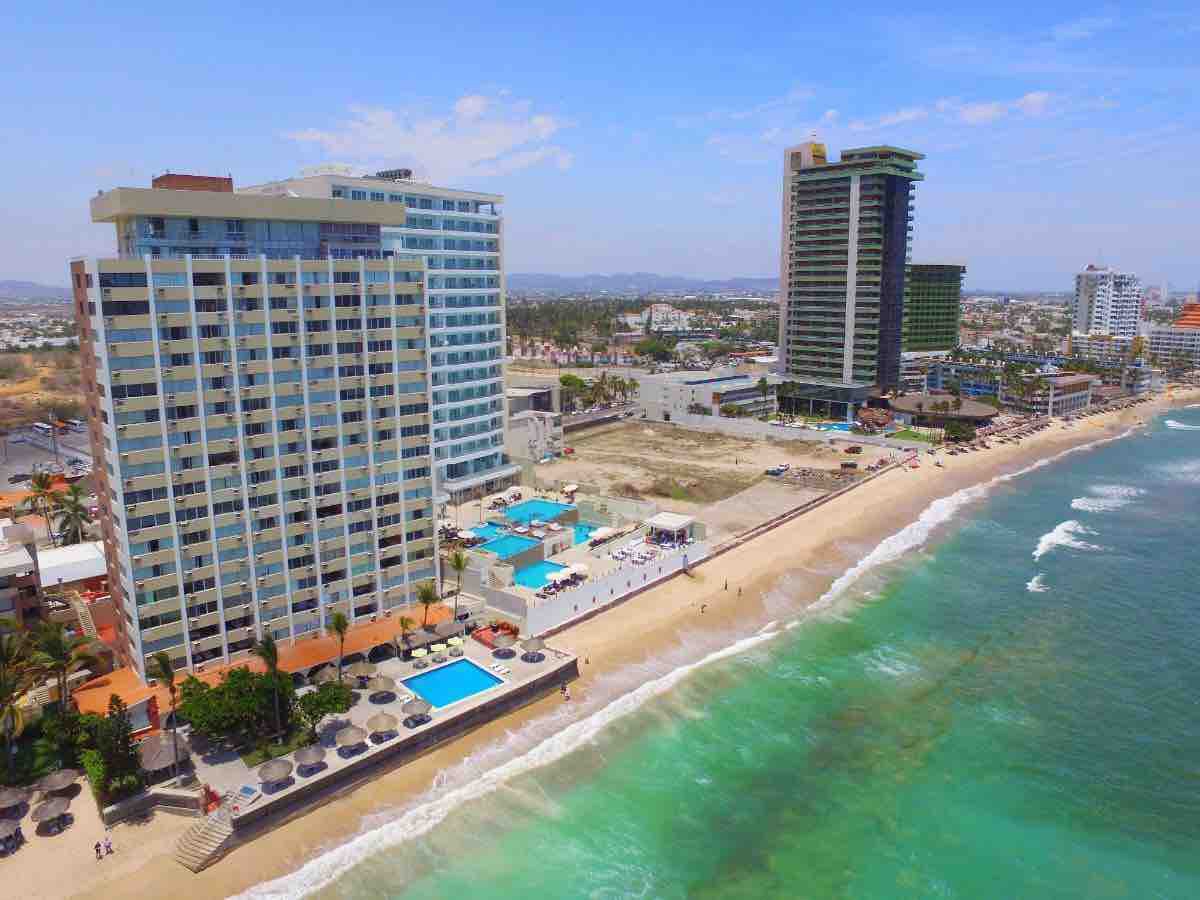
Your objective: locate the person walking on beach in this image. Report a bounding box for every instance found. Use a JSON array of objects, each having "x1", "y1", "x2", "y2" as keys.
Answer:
[
  {"x1": 104, "y1": 834, "x2": 113, "y2": 855},
  {"x1": 724, "y1": 579, "x2": 728, "y2": 591},
  {"x1": 700, "y1": 603, "x2": 707, "y2": 614},
  {"x1": 94, "y1": 841, "x2": 103, "y2": 861}
]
